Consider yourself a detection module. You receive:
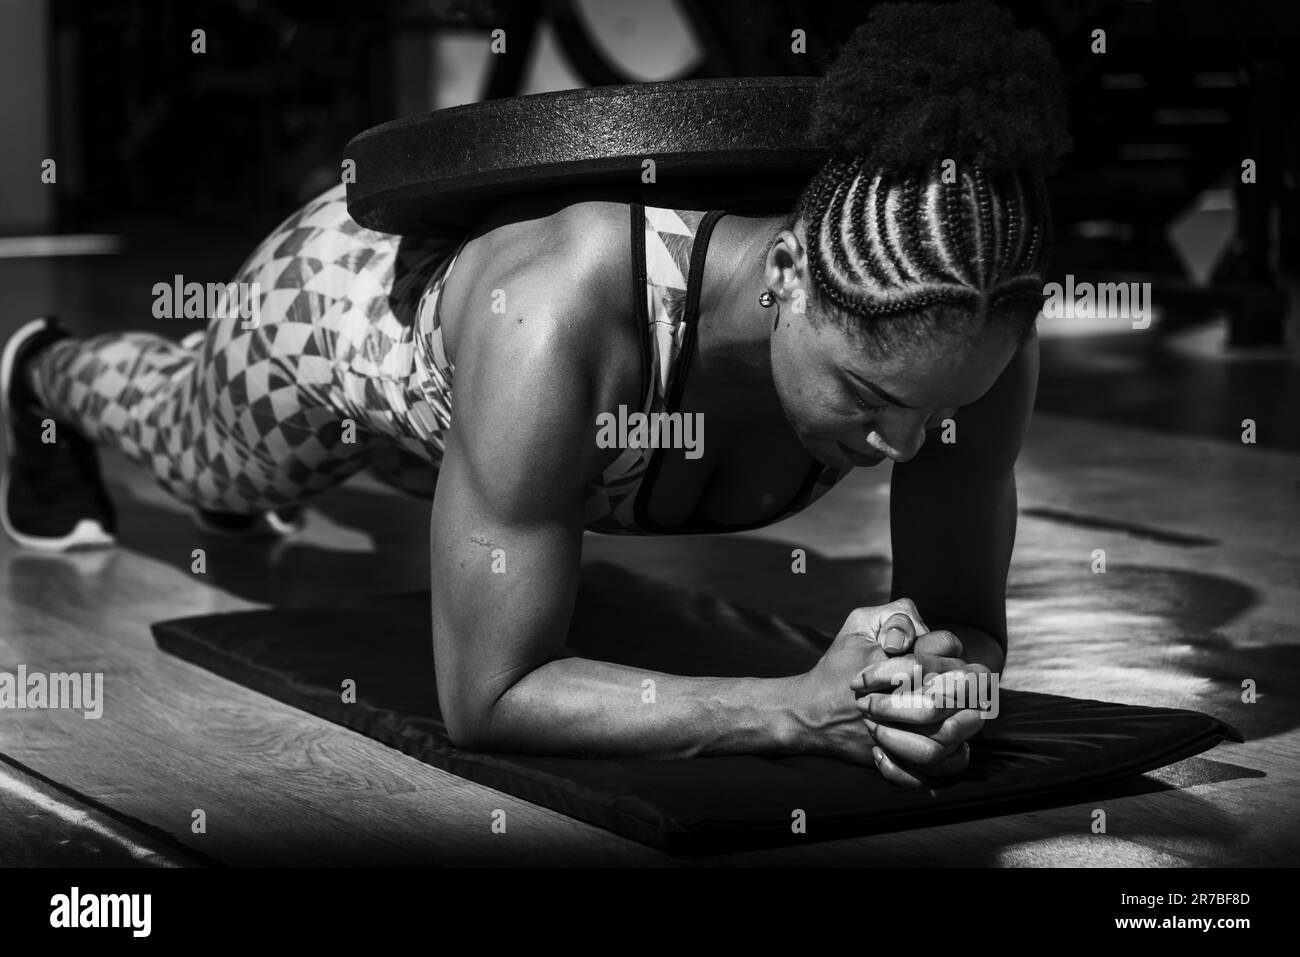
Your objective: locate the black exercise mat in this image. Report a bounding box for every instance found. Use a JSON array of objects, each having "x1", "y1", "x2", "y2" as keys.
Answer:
[{"x1": 152, "y1": 561, "x2": 1241, "y2": 854}]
